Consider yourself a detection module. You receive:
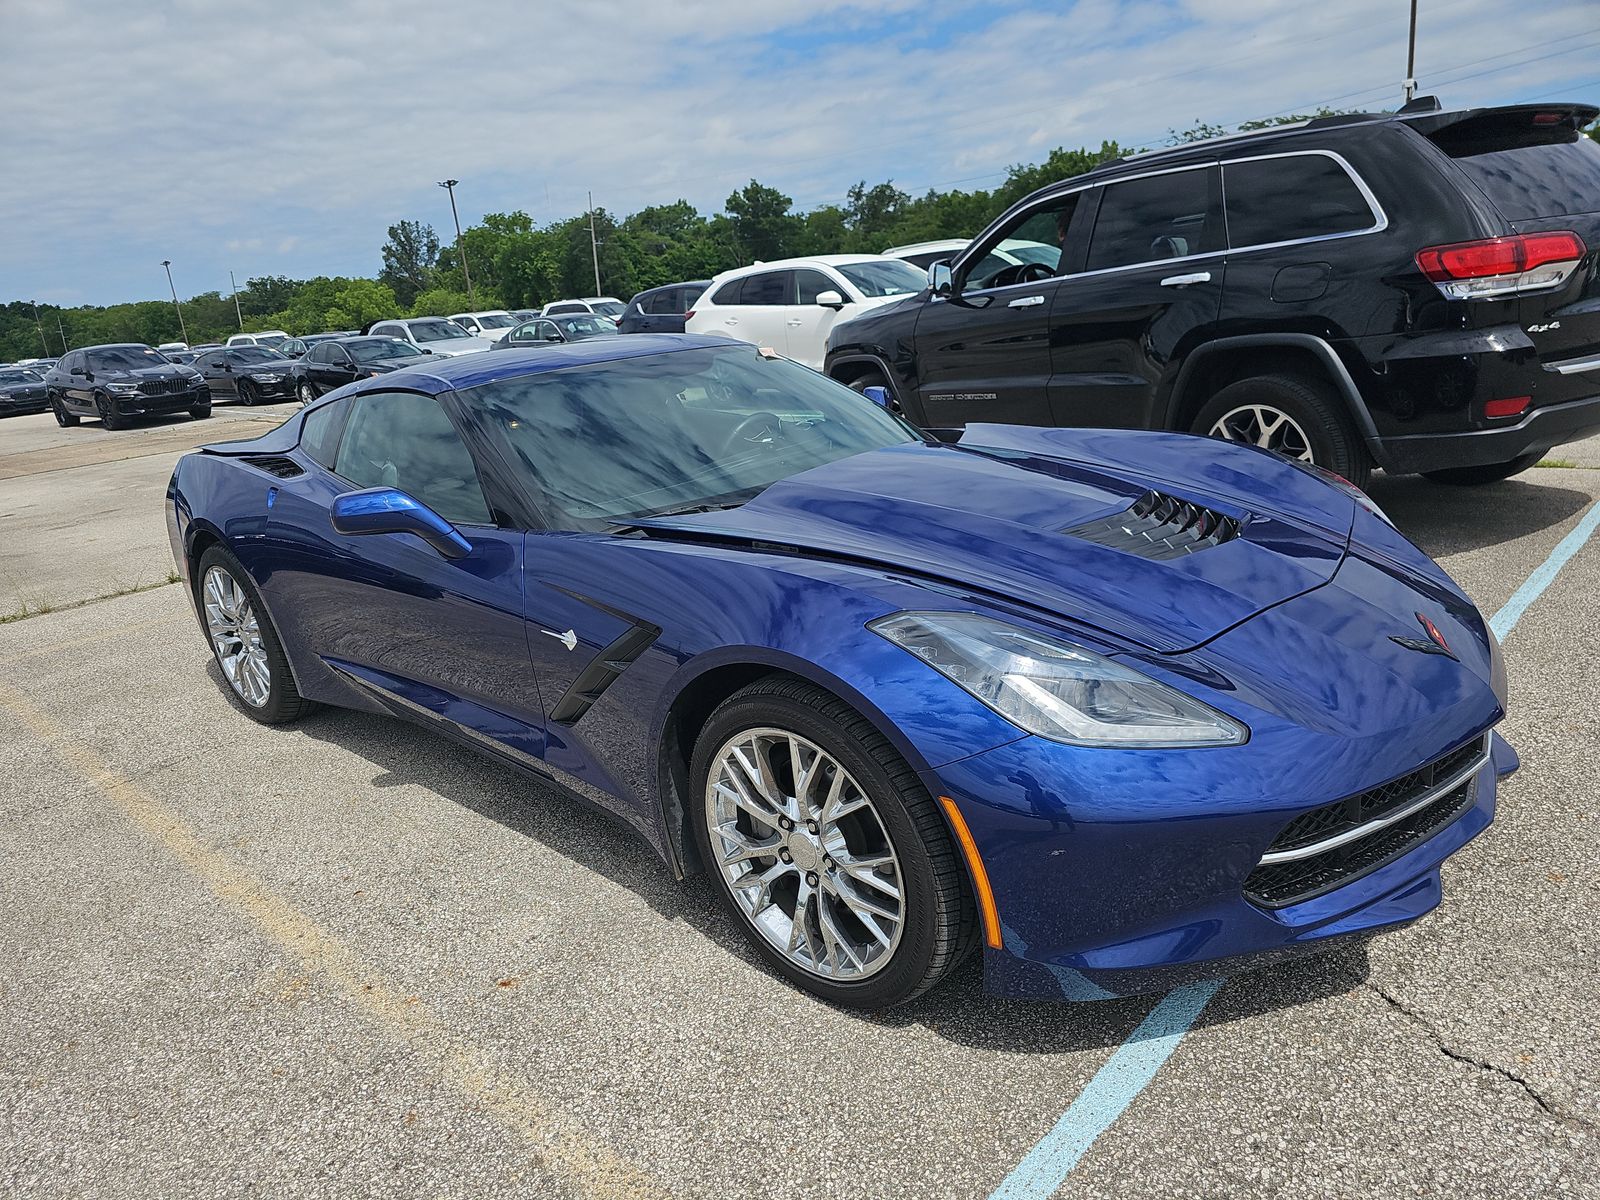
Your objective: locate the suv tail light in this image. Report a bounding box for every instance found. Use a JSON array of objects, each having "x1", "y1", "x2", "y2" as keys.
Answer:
[
  {"x1": 684, "y1": 309, "x2": 696, "y2": 321},
  {"x1": 1415, "y1": 231, "x2": 1585, "y2": 299}
]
